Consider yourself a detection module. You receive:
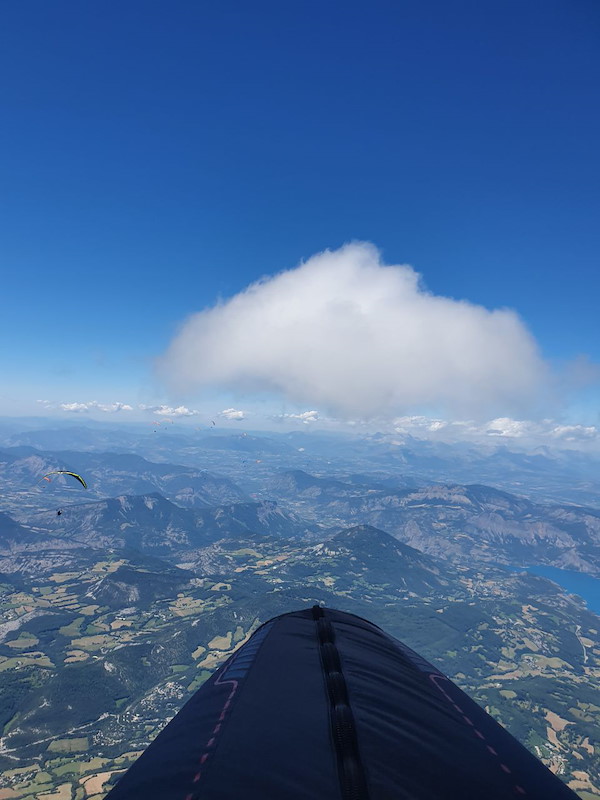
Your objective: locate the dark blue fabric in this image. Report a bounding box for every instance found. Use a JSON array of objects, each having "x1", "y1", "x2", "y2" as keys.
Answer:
[
  {"x1": 106, "y1": 607, "x2": 578, "y2": 799},
  {"x1": 329, "y1": 609, "x2": 577, "y2": 799}
]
